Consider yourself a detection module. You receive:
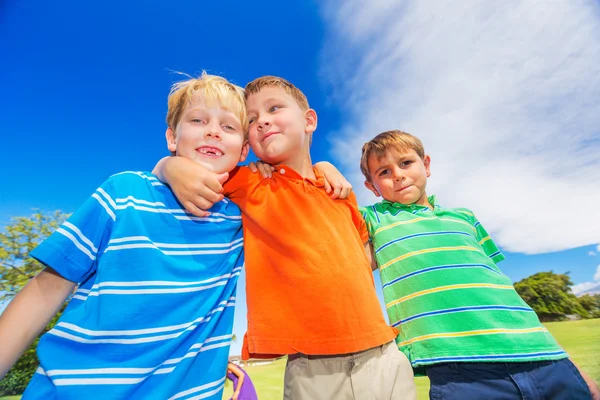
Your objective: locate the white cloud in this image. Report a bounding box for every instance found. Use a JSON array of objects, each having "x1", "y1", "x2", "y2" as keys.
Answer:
[
  {"x1": 319, "y1": 0, "x2": 600, "y2": 254},
  {"x1": 590, "y1": 251, "x2": 597, "y2": 256},
  {"x1": 572, "y1": 265, "x2": 600, "y2": 295}
]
